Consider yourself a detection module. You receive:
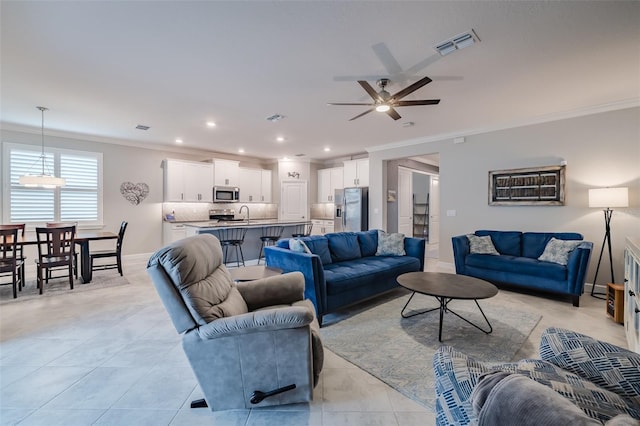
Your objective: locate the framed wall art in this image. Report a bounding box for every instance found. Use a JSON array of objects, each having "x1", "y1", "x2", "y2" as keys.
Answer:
[{"x1": 488, "y1": 165, "x2": 565, "y2": 206}]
